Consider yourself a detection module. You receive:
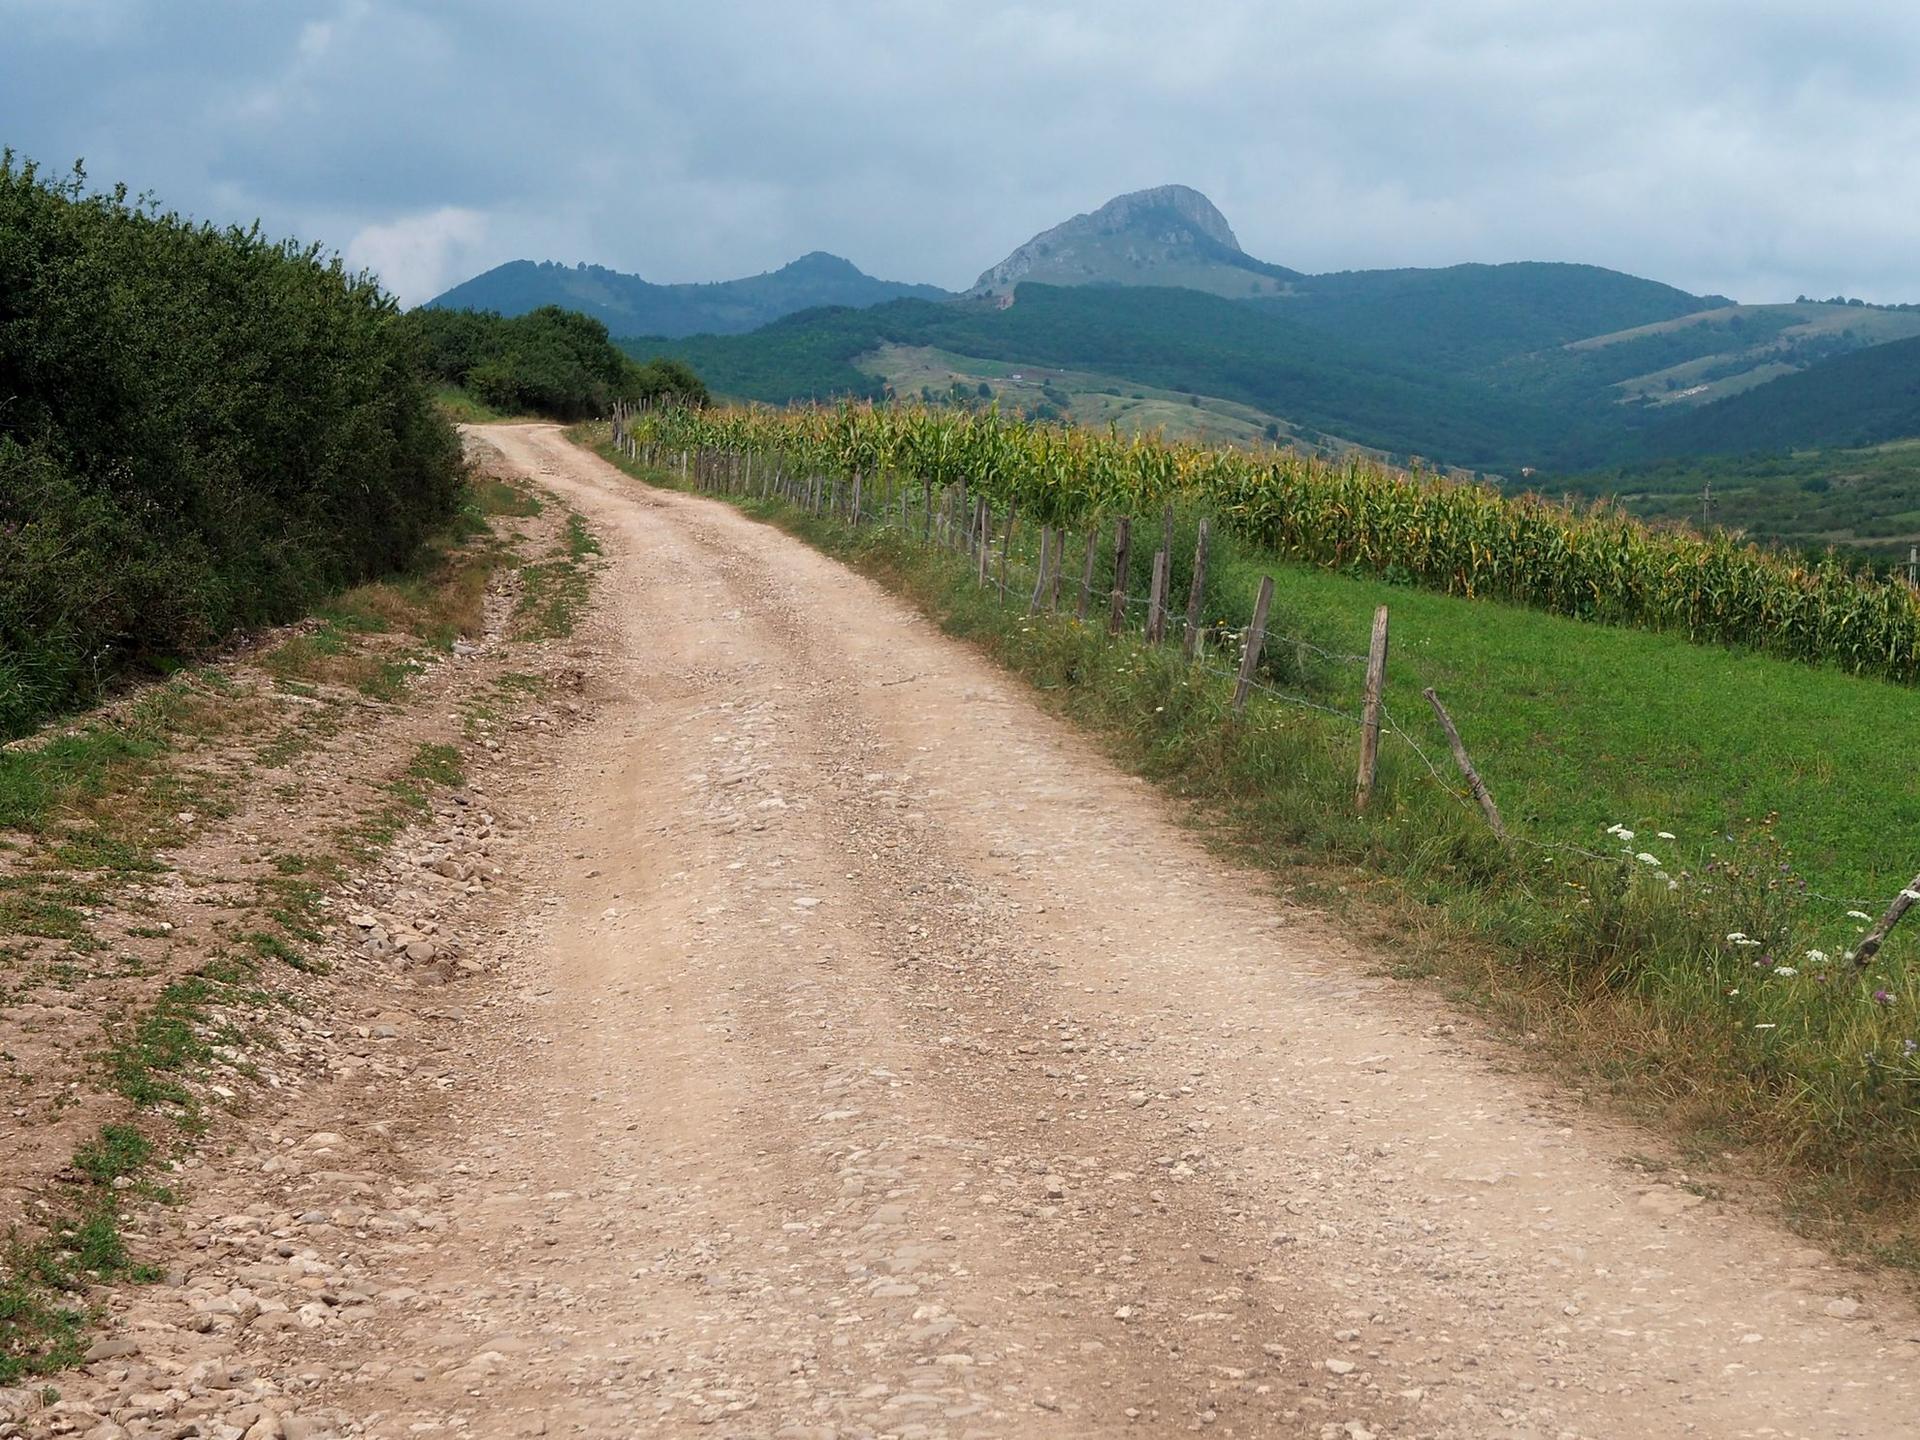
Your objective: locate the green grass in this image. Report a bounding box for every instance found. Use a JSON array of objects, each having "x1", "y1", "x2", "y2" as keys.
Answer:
[
  {"x1": 432, "y1": 383, "x2": 512, "y2": 424},
  {"x1": 512, "y1": 507, "x2": 600, "y2": 640},
  {"x1": 592, "y1": 427, "x2": 1920, "y2": 1259}
]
